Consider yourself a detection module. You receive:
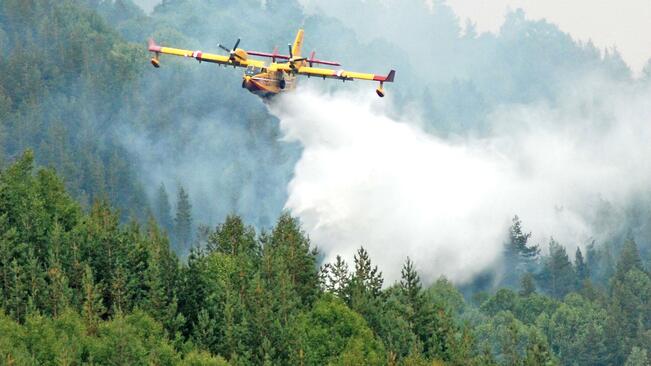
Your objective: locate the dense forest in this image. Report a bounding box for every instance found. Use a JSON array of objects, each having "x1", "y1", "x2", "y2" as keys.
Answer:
[
  {"x1": 2, "y1": 149, "x2": 651, "y2": 365},
  {"x1": 2, "y1": 0, "x2": 651, "y2": 365}
]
